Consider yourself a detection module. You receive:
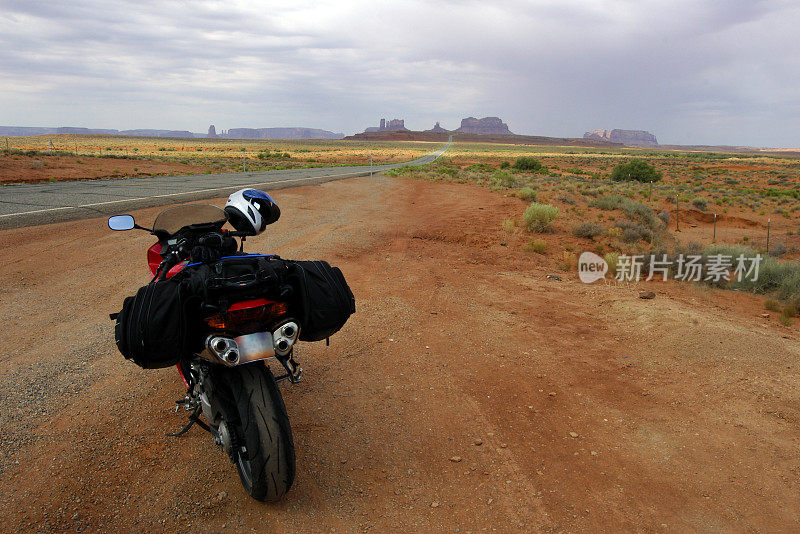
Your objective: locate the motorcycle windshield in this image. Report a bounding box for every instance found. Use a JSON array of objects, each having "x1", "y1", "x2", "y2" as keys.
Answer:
[{"x1": 152, "y1": 204, "x2": 227, "y2": 235}]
